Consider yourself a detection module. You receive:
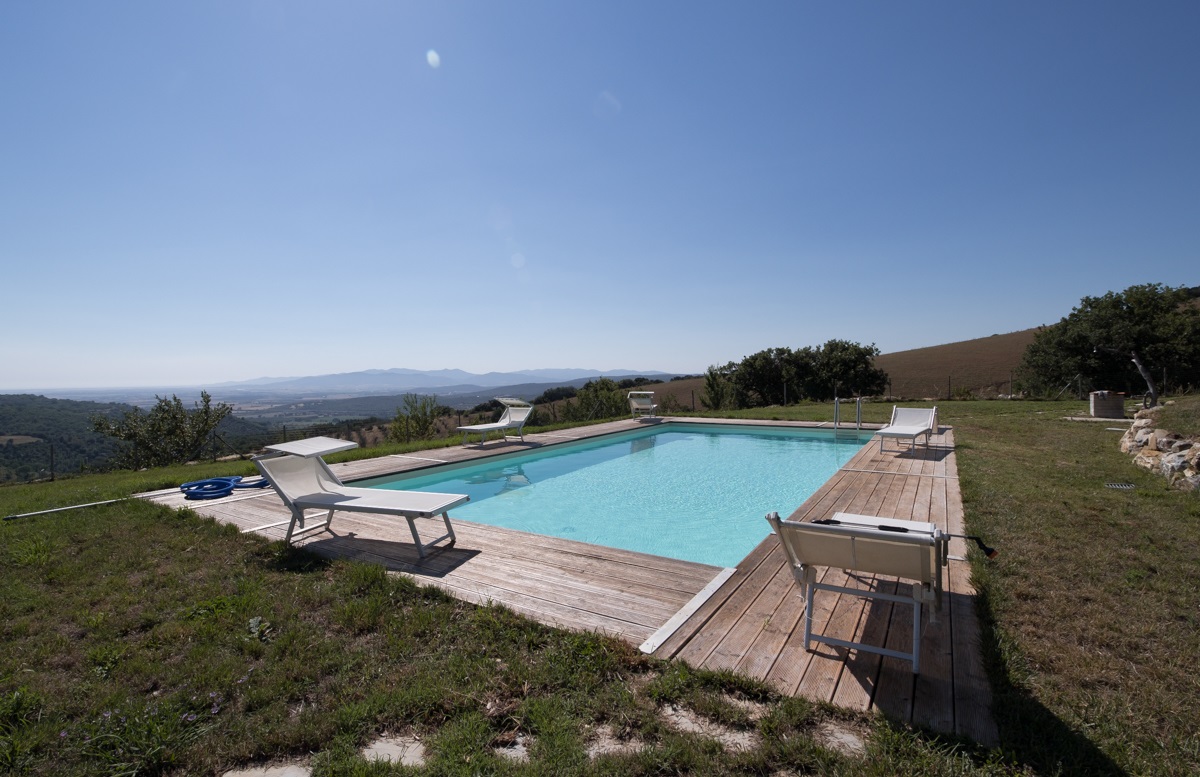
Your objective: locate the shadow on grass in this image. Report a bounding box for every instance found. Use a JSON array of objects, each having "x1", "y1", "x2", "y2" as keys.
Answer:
[
  {"x1": 974, "y1": 588, "x2": 1129, "y2": 777},
  {"x1": 259, "y1": 542, "x2": 333, "y2": 574}
]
